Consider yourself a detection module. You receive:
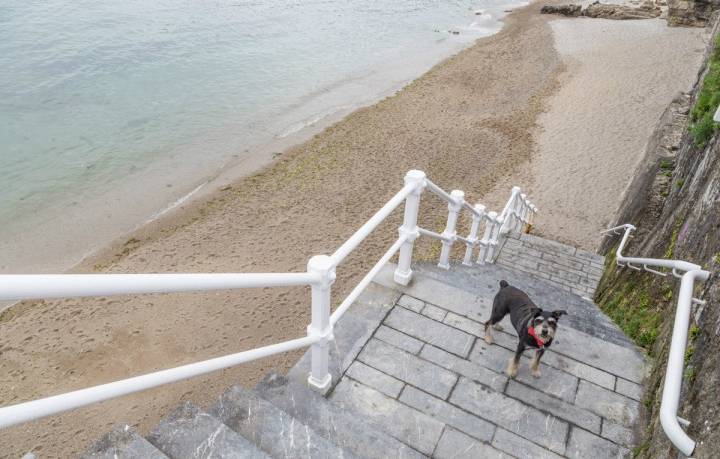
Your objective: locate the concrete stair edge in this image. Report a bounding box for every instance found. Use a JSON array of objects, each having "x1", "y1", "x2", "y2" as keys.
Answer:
[
  {"x1": 146, "y1": 401, "x2": 269, "y2": 459},
  {"x1": 254, "y1": 372, "x2": 425, "y2": 459},
  {"x1": 208, "y1": 383, "x2": 357, "y2": 459}
]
